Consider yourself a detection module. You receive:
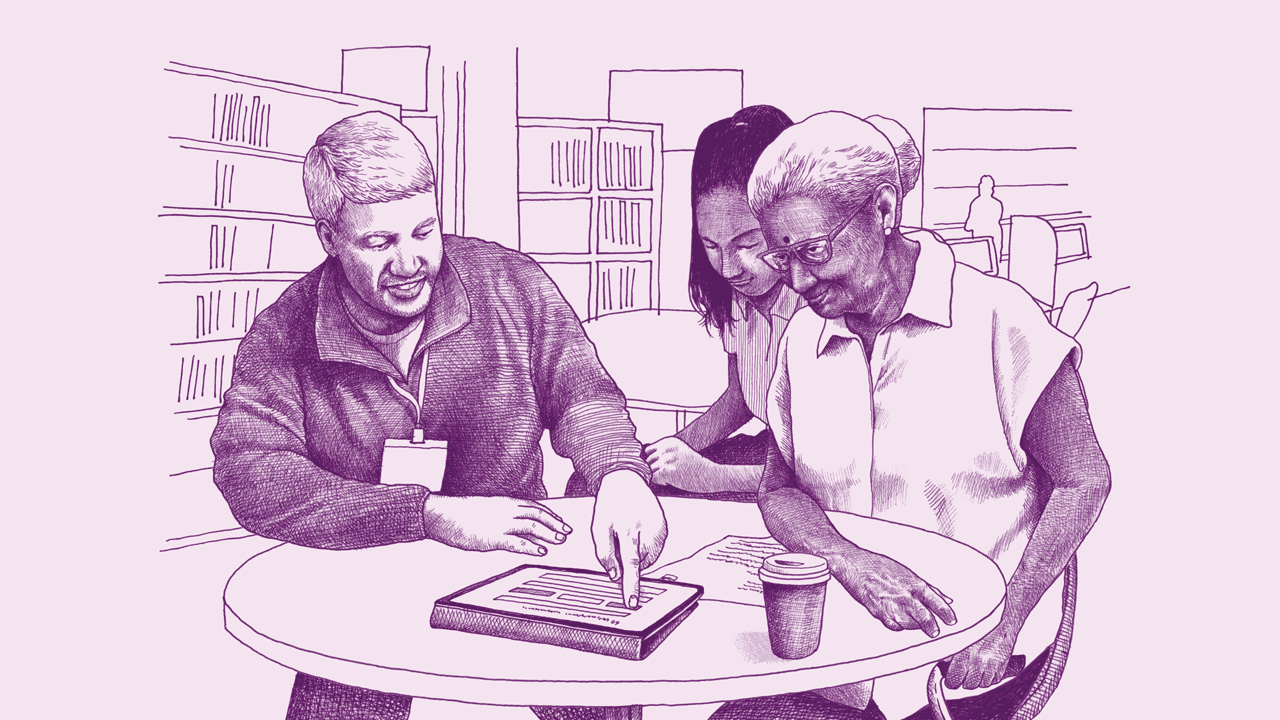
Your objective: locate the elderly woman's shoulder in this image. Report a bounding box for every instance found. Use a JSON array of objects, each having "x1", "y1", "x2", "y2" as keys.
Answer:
[{"x1": 951, "y1": 264, "x2": 1054, "y2": 326}]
